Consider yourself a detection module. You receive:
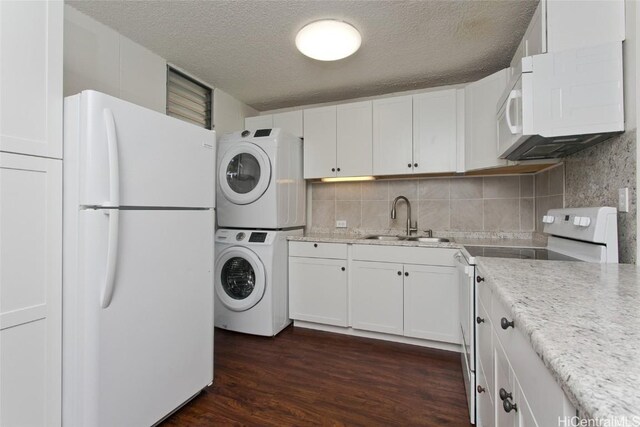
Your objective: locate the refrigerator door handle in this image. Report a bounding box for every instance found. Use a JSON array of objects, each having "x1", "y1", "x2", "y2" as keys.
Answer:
[
  {"x1": 103, "y1": 108, "x2": 120, "y2": 208},
  {"x1": 101, "y1": 209, "x2": 120, "y2": 308}
]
